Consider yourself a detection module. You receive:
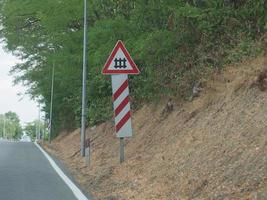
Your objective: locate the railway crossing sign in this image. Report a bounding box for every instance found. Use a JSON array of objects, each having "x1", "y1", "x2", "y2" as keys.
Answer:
[
  {"x1": 102, "y1": 40, "x2": 140, "y2": 163},
  {"x1": 102, "y1": 40, "x2": 140, "y2": 75},
  {"x1": 102, "y1": 40, "x2": 139, "y2": 138}
]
